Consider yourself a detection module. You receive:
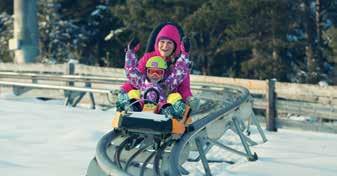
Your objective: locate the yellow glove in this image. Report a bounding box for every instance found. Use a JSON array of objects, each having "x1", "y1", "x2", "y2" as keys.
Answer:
[
  {"x1": 167, "y1": 92, "x2": 182, "y2": 105},
  {"x1": 127, "y1": 89, "x2": 141, "y2": 100}
]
